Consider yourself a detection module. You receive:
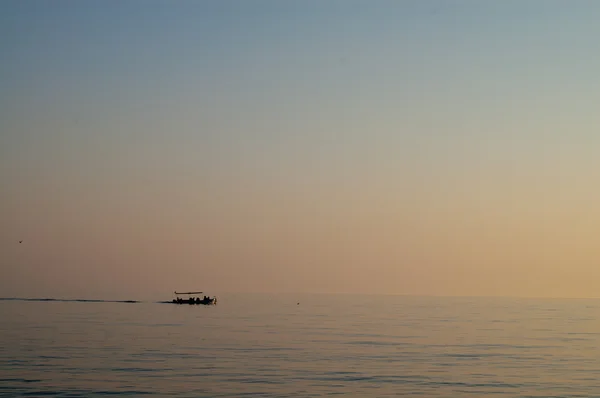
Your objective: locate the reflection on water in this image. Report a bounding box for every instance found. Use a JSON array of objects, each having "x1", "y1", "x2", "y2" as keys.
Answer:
[{"x1": 2, "y1": 294, "x2": 600, "y2": 397}]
